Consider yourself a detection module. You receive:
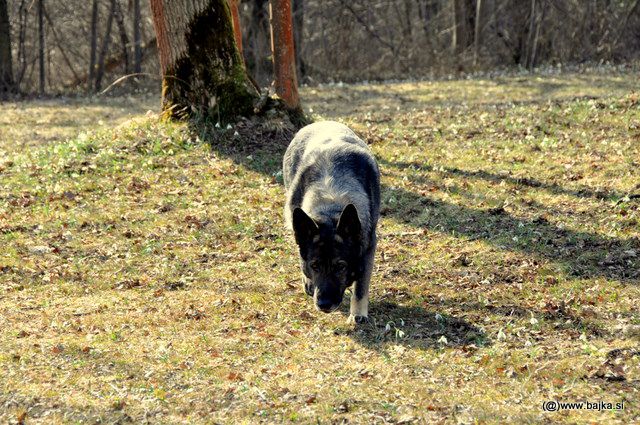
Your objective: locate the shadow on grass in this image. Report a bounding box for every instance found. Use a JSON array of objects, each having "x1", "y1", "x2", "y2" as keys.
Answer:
[
  {"x1": 437, "y1": 298, "x2": 608, "y2": 338},
  {"x1": 379, "y1": 158, "x2": 630, "y2": 202},
  {"x1": 336, "y1": 300, "x2": 490, "y2": 351},
  {"x1": 0, "y1": 392, "x2": 137, "y2": 423},
  {"x1": 384, "y1": 182, "x2": 639, "y2": 283},
  {"x1": 333, "y1": 289, "x2": 606, "y2": 351}
]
